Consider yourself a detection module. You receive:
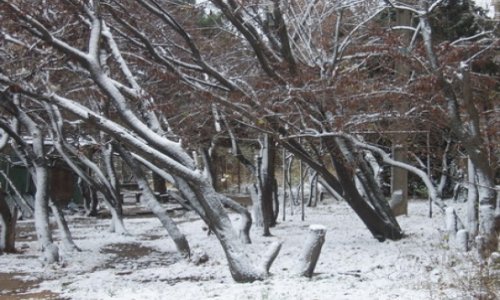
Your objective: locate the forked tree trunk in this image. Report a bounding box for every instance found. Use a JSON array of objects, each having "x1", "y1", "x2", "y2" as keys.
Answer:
[
  {"x1": 281, "y1": 135, "x2": 403, "y2": 241},
  {"x1": 333, "y1": 160, "x2": 403, "y2": 241},
  {"x1": 186, "y1": 183, "x2": 281, "y2": 282},
  {"x1": 196, "y1": 149, "x2": 253, "y2": 244}
]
